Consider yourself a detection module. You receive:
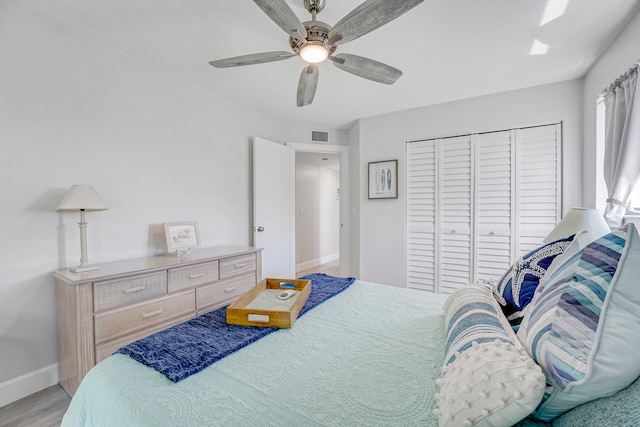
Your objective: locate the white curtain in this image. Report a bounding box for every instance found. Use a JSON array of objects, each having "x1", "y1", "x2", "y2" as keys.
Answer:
[{"x1": 602, "y1": 62, "x2": 640, "y2": 228}]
